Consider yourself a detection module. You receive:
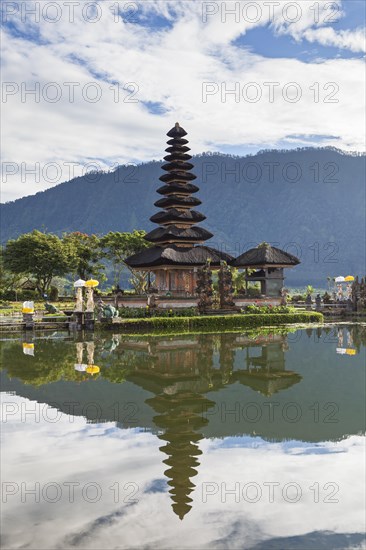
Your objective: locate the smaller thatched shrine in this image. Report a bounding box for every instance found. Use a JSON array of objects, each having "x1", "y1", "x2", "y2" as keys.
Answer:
[{"x1": 232, "y1": 243, "x2": 300, "y2": 297}]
